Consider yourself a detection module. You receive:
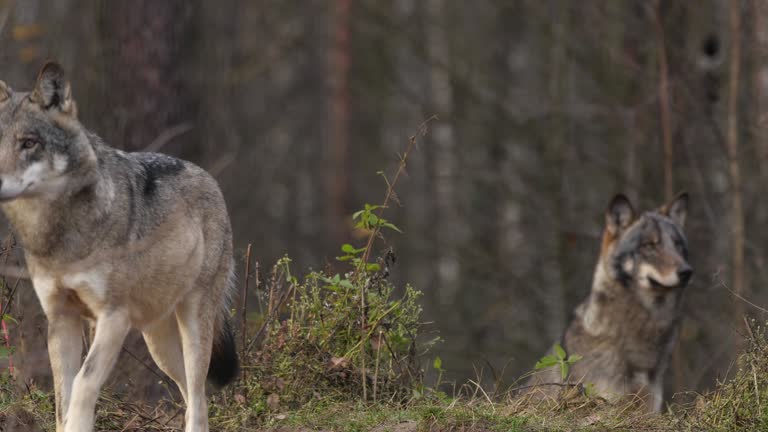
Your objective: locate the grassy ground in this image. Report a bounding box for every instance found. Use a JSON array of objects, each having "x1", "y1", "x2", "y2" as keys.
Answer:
[{"x1": 1, "y1": 324, "x2": 767, "y2": 432}]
